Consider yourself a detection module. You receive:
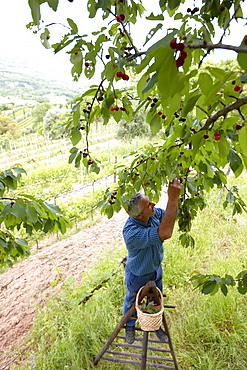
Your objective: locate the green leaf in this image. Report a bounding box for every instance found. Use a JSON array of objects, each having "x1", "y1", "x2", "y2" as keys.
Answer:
[
  {"x1": 47, "y1": 0, "x2": 59, "y2": 11},
  {"x1": 28, "y1": 0, "x2": 40, "y2": 25},
  {"x1": 10, "y1": 202, "x2": 26, "y2": 219},
  {"x1": 239, "y1": 125, "x2": 247, "y2": 163},
  {"x1": 146, "y1": 13, "x2": 164, "y2": 20},
  {"x1": 198, "y1": 72, "x2": 213, "y2": 95},
  {"x1": 240, "y1": 72, "x2": 247, "y2": 82},
  {"x1": 12, "y1": 167, "x2": 26, "y2": 175},
  {"x1": 221, "y1": 284, "x2": 228, "y2": 296},
  {"x1": 67, "y1": 18, "x2": 78, "y2": 33},
  {"x1": 43, "y1": 202, "x2": 61, "y2": 215},
  {"x1": 71, "y1": 129, "x2": 81, "y2": 146},
  {"x1": 227, "y1": 149, "x2": 243, "y2": 177},
  {"x1": 68, "y1": 148, "x2": 78, "y2": 164},
  {"x1": 226, "y1": 191, "x2": 234, "y2": 203},
  {"x1": 143, "y1": 24, "x2": 163, "y2": 47},
  {"x1": 16, "y1": 238, "x2": 28, "y2": 247},
  {"x1": 156, "y1": 48, "x2": 179, "y2": 98},
  {"x1": 202, "y1": 280, "x2": 217, "y2": 294},
  {"x1": 181, "y1": 93, "x2": 201, "y2": 116},
  {"x1": 150, "y1": 114, "x2": 162, "y2": 135},
  {"x1": 142, "y1": 73, "x2": 158, "y2": 95},
  {"x1": 26, "y1": 203, "x2": 38, "y2": 224},
  {"x1": 237, "y1": 35, "x2": 247, "y2": 71},
  {"x1": 168, "y1": 0, "x2": 181, "y2": 10}
]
